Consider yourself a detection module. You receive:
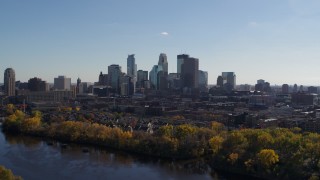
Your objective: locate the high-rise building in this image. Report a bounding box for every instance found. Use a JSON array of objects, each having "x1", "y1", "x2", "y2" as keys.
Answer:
[
  {"x1": 78, "y1": 82, "x2": 92, "y2": 94},
  {"x1": 157, "y1": 53, "x2": 168, "y2": 90},
  {"x1": 98, "y1": 72, "x2": 108, "y2": 86},
  {"x1": 127, "y1": 54, "x2": 137, "y2": 92},
  {"x1": 282, "y1": 84, "x2": 289, "y2": 94},
  {"x1": 4, "y1": 68, "x2": 16, "y2": 96},
  {"x1": 255, "y1": 80, "x2": 271, "y2": 93},
  {"x1": 221, "y1": 72, "x2": 236, "y2": 90},
  {"x1": 76, "y1": 77, "x2": 81, "y2": 94},
  {"x1": 177, "y1": 54, "x2": 189, "y2": 74},
  {"x1": 121, "y1": 75, "x2": 134, "y2": 96},
  {"x1": 108, "y1": 64, "x2": 122, "y2": 94},
  {"x1": 28, "y1": 77, "x2": 48, "y2": 92},
  {"x1": 54, "y1": 76, "x2": 71, "y2": 90},
  {"x1": 168, "y1": 73, "x2": 180, "y2": 90},
  {"x1": 181, "y1": 57, "x2": 199, "y2": 89},
  {"x1": 149, "y1": 65, "x2": 163, "y2": 90},
  {"x1": 217, "y1": 76, "x2": 223, "y2": 87},
  {"x1": 158, "y1": 53, "x2": 168, "y2": 74},
  {"x1": 137, "y1": 70, "x2": 148, "y2": 88},
  {"x1": 293, "y1": 84, "x2": 298, "y2": 93},
  {"x1": 199, "y1": 70, "x2": 208, "y2": 92},
  {"x1": 300, "y1": 85, "x2": 304, "y2": 92},
  {"x1": 257, "y1": 79, "x2": 265, "y2": 85},
  {"x1": 308, "y1": 86, "x2": 318, "y2": 94}
]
